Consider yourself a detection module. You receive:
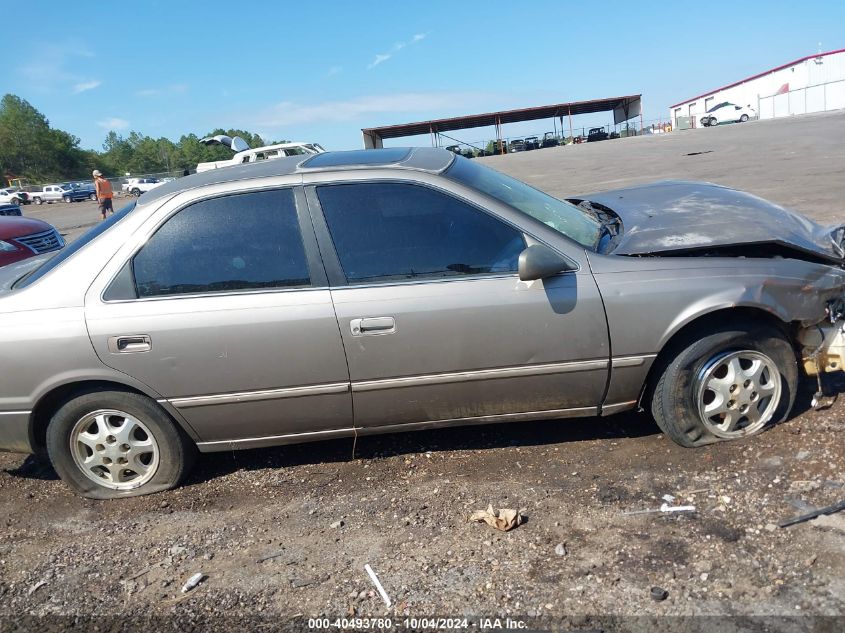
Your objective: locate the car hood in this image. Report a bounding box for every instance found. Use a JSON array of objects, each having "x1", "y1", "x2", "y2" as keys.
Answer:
[
  {"x1": 570, "y1": 181, "x2": 845, "y2": 264},
  {"x1": 0, "y1": 254, "x2": 52, "y2": 293},
  {"x1": 0, "y1": 216, "x2": 52, "y2": 238}
]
